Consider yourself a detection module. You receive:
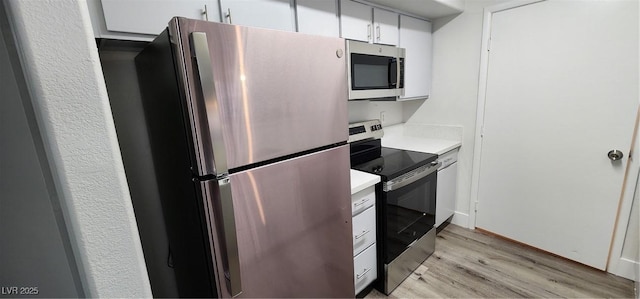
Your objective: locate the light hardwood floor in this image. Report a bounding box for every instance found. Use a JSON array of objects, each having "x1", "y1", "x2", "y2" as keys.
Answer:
[{"x1": 365, "y1": 224, "x2": 634, "y2": 298}]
